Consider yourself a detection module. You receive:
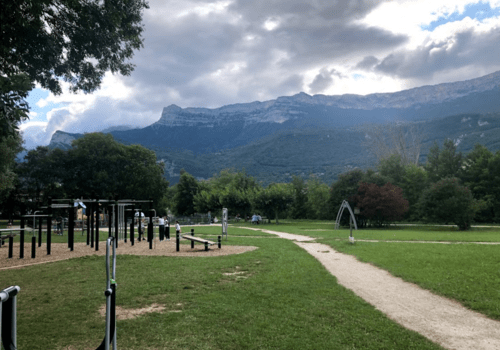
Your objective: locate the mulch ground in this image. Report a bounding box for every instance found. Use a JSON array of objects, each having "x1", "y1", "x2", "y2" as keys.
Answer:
[{"x1": 0, "y1": 238, "x2": 258, "y2": 270}]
